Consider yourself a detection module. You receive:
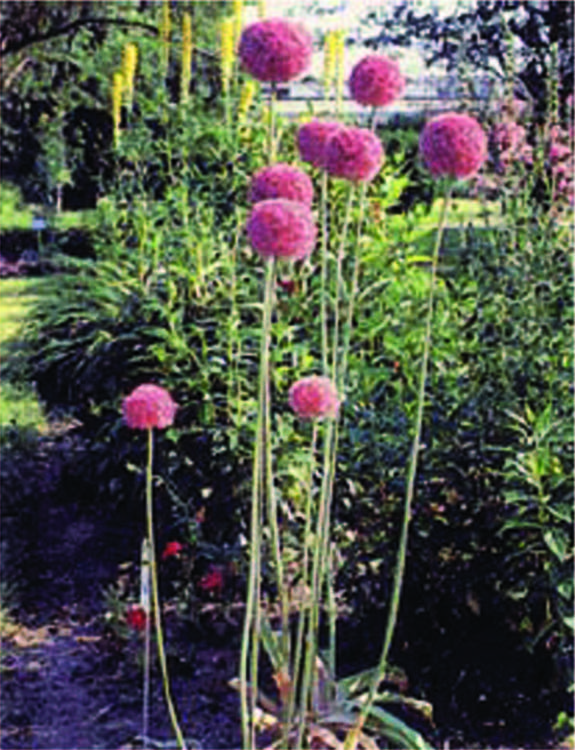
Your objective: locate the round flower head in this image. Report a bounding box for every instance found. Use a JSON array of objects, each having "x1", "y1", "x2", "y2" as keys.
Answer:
[
  {"x1": 239, "y1": 18, "x2": 313, "y2": 83},
  {"x1": 123, "y1": 384, "x2": 177, "y2": 430},
  {"x1": 250, "y1": 163, "x2": 314, "y2": 206},
  {"x1": 420, "y1": 113, "x2": 487, "y2": 180},
  {"x1": 297, "y1": 119, "x2": 342, "y2": 168},
  {"x1": 289, "y1": 376, "x2": 340, "y2": 420},
  {"x1": 325, "y1": 126, "x2": 384, "y2": 183},
  {"x1": 246, "y1": 199, "x2": 317, "y2": 260},
  {"x1": 349, "y1": 54, "x2": 405, "y2": 108}
]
